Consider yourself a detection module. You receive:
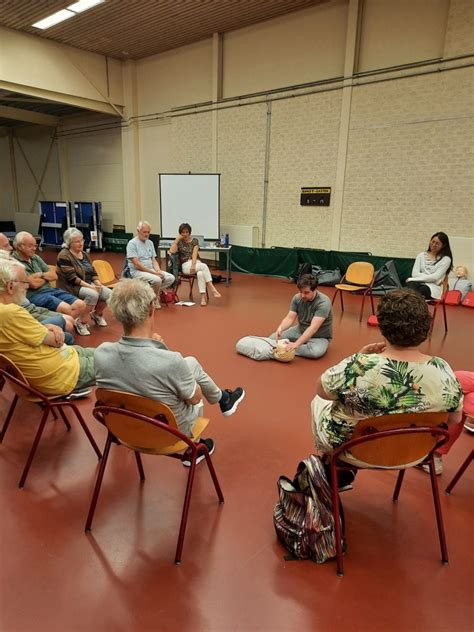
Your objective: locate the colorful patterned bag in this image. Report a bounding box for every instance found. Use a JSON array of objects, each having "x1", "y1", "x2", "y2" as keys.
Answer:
[{"x1": 273, "y1": 455, "x2": 337, "y2": 563}]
